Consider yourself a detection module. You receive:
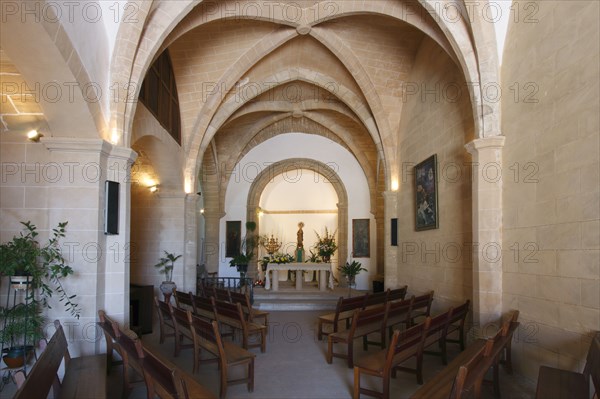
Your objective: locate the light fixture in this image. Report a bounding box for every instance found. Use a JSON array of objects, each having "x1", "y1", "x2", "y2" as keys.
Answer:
[
  {"x1": 391, "y1": 179, "x2": 399, "y2": 191},
  {"x1": 149, "y1": 185, "x2": 159, "y2": 193},
  {"x1": 200, "y1": 208, "x2": 205, "y2": 214},
  {"x1": 110, "y1": 128, "x2": 120, "y2": 145},
  {"x1": 27, "y1": 130, "x2": 43, "y2": 142}
]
